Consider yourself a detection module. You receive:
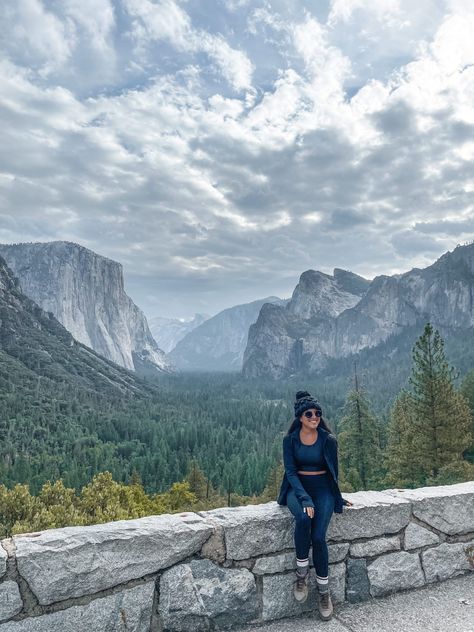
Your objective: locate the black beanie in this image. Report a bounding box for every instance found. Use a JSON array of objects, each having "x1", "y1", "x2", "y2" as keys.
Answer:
[{"x1": 294, "y1": 390, "x2": 322, "y2": 419}]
